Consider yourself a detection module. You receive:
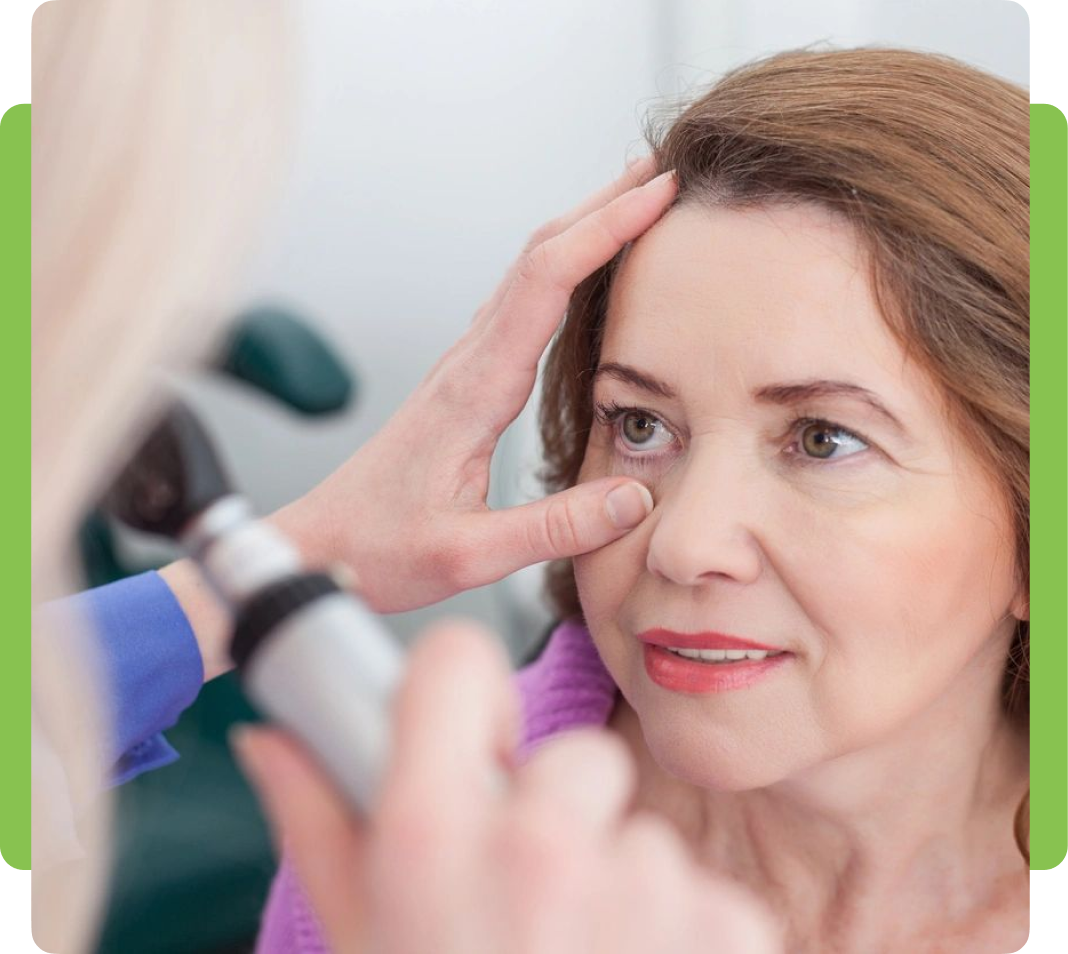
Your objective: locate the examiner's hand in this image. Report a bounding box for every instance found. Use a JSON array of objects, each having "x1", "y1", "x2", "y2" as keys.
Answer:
[
  {"x1": 162, "y1": 162, "x2": 675, "y2": 680},
  {"x1": 234, "y1": 623, "x2": 782, "y2": 954},
  {"x1": 270, "y1": 160, "x2": 675, "y2": 612}
]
